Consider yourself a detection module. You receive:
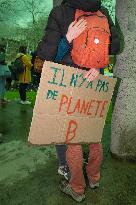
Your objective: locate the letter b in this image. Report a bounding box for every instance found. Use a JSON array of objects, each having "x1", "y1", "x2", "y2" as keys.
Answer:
[{"x1": 65, "y1": 120, "x2": 78, "y2": 144}]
